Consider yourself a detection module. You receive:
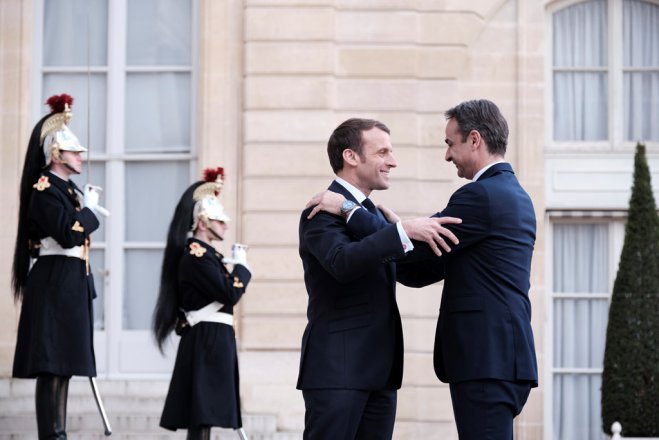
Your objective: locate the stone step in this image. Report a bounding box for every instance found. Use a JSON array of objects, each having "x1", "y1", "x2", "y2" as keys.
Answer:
[
  {"x1": 1, "y1": 396, "x2": 167, "y2": 414},
  {"x1": 0, "y1": 379, "x2": 302, "y2": 440},
  {"x1": 0, "y1": 394, "x2": 179, "y2": 414},
  {"x1": 0, "y1": 413, "x2": 276, "y2": 434},
  {"x1": 1, "y1": 378, "x2": 171, "y2": 398},
  {"x1": 0, "y1": 433, "x2": 302, "y2": 440},
  {"x1": 0, "y1": 416, "x2": 301, "y2": 440}
]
